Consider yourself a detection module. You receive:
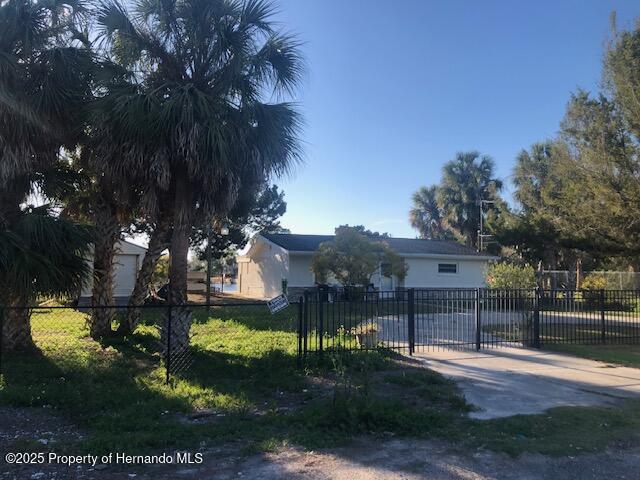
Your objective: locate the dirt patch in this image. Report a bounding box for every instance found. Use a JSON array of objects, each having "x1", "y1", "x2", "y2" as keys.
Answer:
[
  {"x1": 0, "y1": 405, "x2": 86, "y2": 479},
  {"x1": 3, "y1": 405, "x2": 640, "y2": 480},
  {"x1": 0, "y1": 405, "x2": 84, "y2": 448},
  {"x1": 182, "y1": 438, "x2": 640, "y2": 480}
]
